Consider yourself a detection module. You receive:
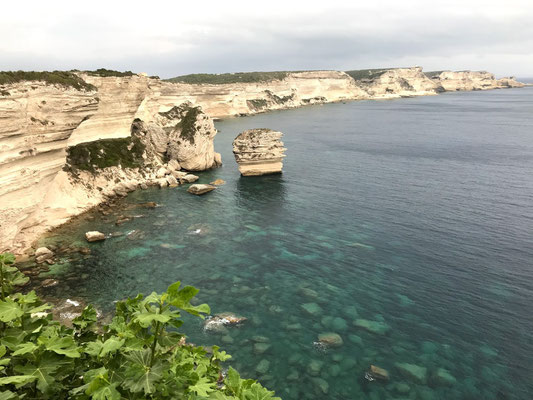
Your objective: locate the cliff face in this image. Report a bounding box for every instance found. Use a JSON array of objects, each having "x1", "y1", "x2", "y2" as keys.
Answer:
[
  {"x1": 150, "y1": 71, "x2": 369, "y2": 118},
  {"x1": 429, "y1": 71, "x2": 525, "y2": 91},
  {"x1": 0, "y1": 82, "x2": 98, "y2": 253},
  {"x1": 0, "y1": 78, "x2": 220, "y2": 253},
  {"x1": 356, "y1": 67, "x2": 441, "y2": 98}
]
